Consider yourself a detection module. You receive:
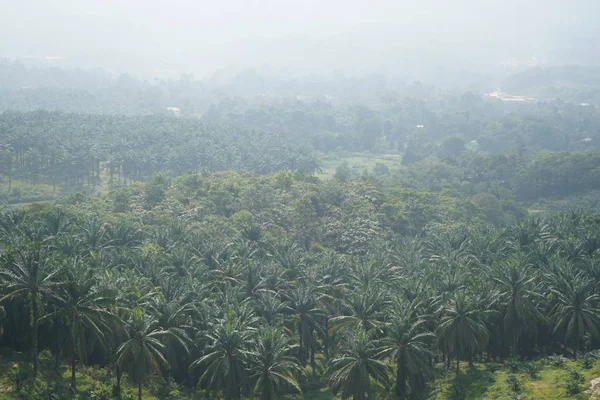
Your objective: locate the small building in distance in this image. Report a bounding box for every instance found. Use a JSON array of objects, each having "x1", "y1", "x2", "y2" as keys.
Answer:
[{"x1": 166, "y1": 107, "x2": 181, "y2": 117}]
